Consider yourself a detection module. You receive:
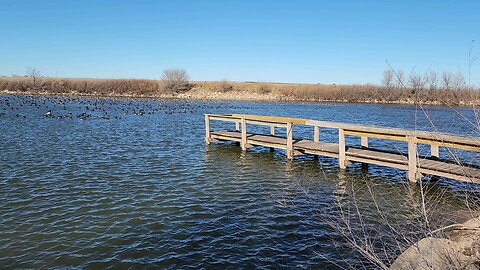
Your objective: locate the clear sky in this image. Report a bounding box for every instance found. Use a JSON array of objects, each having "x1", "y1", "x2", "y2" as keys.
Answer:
[{"x1": 1, "y1": 0, "x2": 479, "y2": 84}]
